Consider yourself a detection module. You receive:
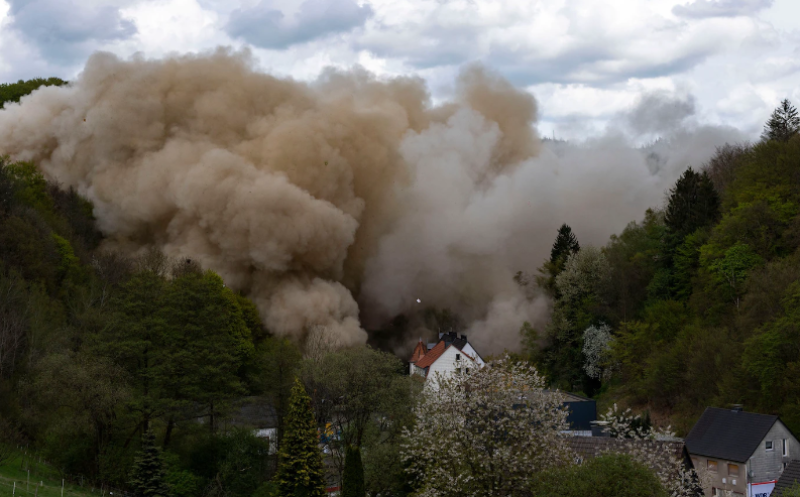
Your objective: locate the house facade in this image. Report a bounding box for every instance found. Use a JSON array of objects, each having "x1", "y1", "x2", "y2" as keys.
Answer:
[
  {"x1": 685, "y1": 407, "x2": 800, "y2": 497},
  {"x1": 408, "y1": 332, "x2": 484, "y2": 382}
]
